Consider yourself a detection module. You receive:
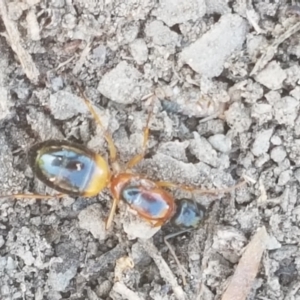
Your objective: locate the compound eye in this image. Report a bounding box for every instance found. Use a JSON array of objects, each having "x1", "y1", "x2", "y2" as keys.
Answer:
[{"x1": 171, "y1": 199, "x2": 206, "y2": 229}]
